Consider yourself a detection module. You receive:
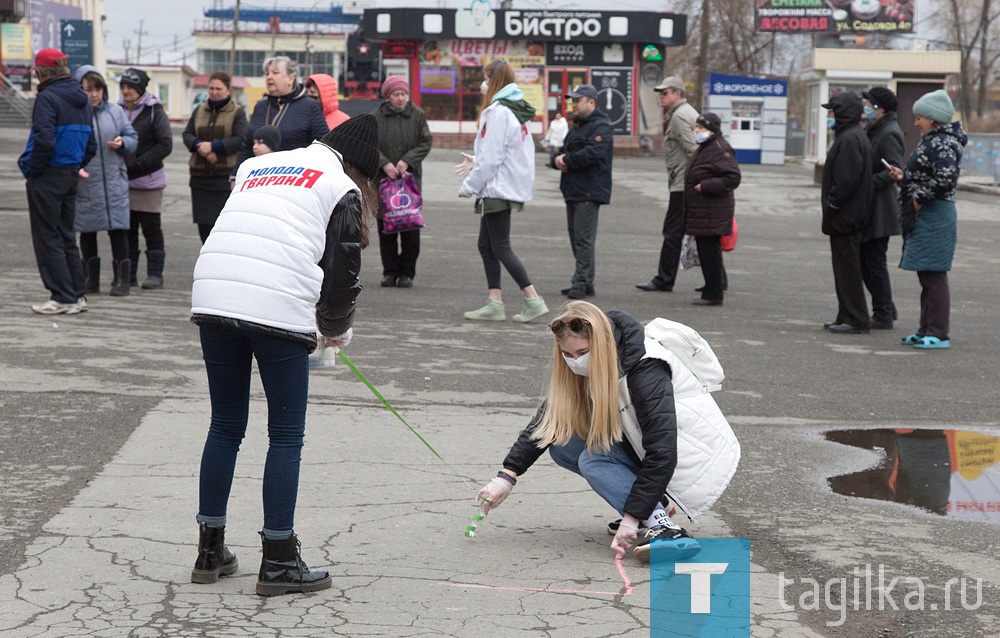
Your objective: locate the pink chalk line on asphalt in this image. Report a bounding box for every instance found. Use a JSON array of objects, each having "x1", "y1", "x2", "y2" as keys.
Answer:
[{"x1": 439, "y1": 556, "x2": 634, "y2": 597}]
